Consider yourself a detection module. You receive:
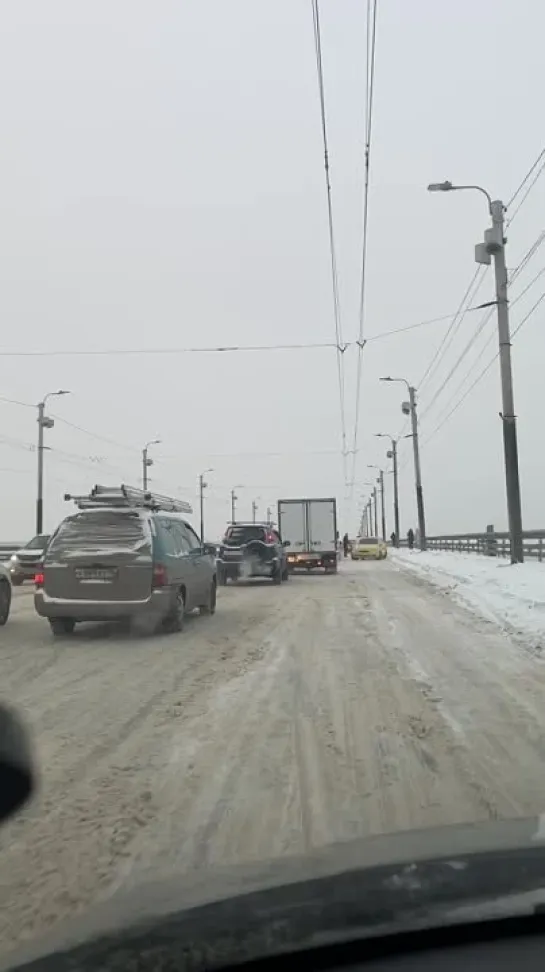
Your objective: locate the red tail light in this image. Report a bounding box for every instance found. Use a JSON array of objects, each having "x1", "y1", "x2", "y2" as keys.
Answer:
[
  {"x1": 265, "y1": 532, "x2": 275, "y2": 544},
  {"x1": 152, "y1": 563, "x2": 167, "y2": 589},
  {"x1": 34, "y1": 572, "x2": 44, "y2": 588}
]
